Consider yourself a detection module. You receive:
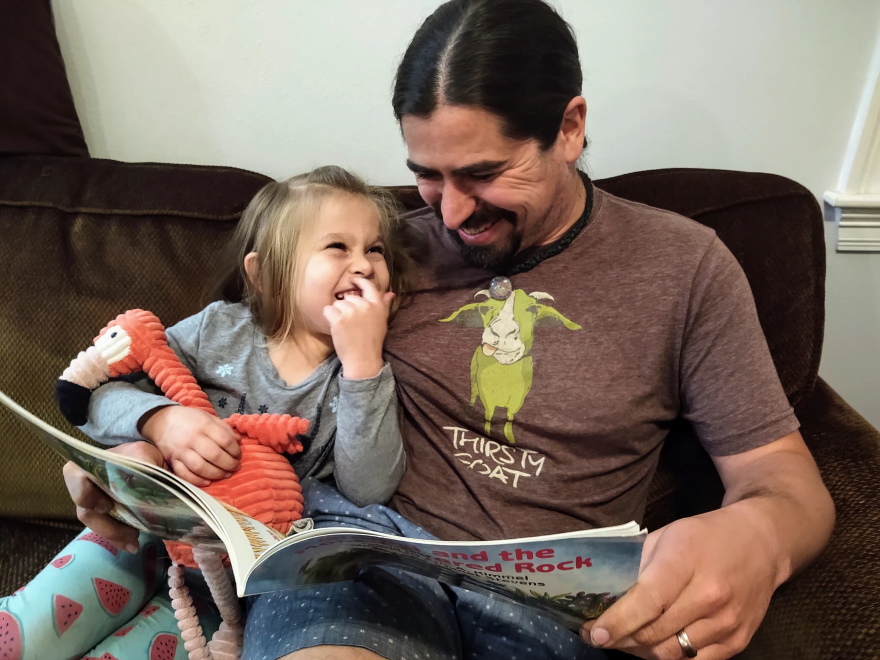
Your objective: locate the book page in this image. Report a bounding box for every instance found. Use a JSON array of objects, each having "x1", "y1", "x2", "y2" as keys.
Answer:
[
  {"x1": 0, "y1": 391, "x2": 227, "y2": 553},
  {"x1": 184, "y1": 492, "x2": 287, "y2": 588},
  {"x1": 1, "y1": 389, "x2": 299, "y2": 587},
  {"x1": 106, "y1": 446, "x2": 289, "y2": 581},
  {"x1": 110, "y1": 455, "x2": 293, "y2": 586}
]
